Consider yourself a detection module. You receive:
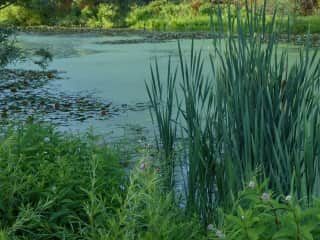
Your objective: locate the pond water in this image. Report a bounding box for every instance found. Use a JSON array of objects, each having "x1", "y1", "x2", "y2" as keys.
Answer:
[
  {"x1": 10, "y1": 33, "x2": 304, "y2": 141},
  {"x1": 10, "y1": 33, "x2": 215, "y2": 140}
]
